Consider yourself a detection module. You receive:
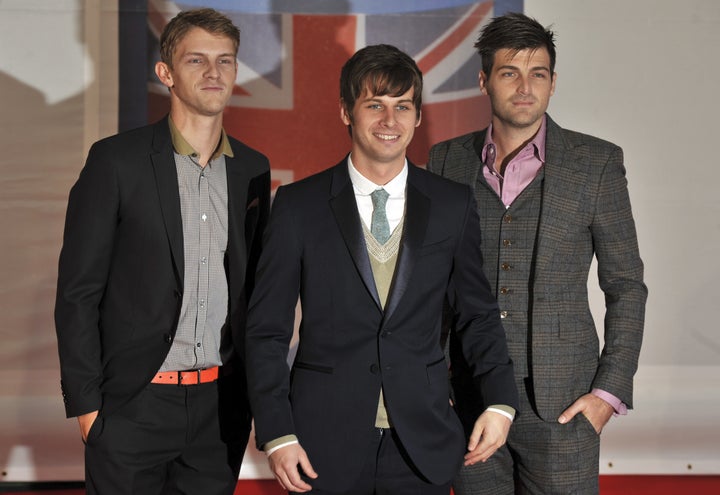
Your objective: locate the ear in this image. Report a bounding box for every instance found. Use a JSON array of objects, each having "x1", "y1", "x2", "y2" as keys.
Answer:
[
  {"x1": 550, "y1": 71, "x2": 557, "y2": 96},
  {"x1": 478, "y1": 70, "x2": 488, "y2": 95},
  {"x1": 155, "y1": 61, "x2": 173, "y2": 88},
  {"x1": 415, "y1": 109, "x2": 422, "y2": 128},
  {"x1": 340, "y1": 99, "x2": 352, "y2": 126}
]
